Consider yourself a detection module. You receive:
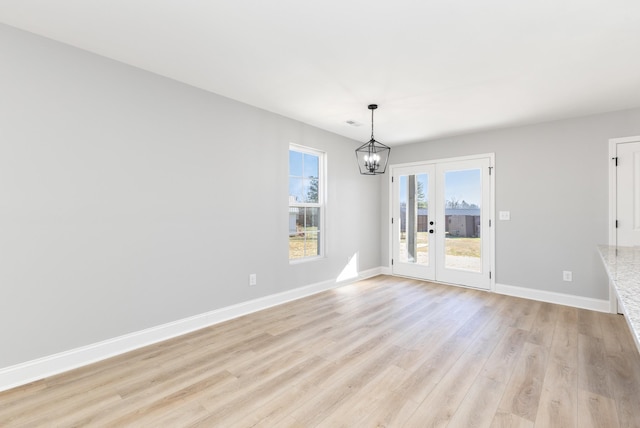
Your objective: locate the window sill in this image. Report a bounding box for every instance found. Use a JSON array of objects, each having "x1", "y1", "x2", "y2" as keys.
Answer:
[{"x1": 289, "y1": 255, "x2": 325, "y2": 265}]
